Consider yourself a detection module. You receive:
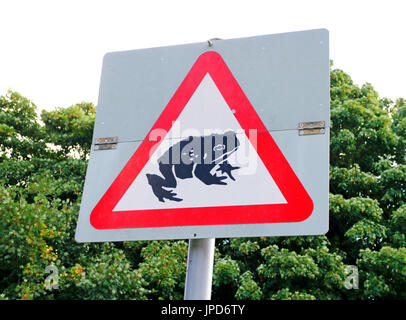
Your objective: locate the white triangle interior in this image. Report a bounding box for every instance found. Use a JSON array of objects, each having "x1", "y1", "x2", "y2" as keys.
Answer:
[{"x1": 113, "y1": 73, "x2": 287, "y2": 212}]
